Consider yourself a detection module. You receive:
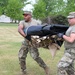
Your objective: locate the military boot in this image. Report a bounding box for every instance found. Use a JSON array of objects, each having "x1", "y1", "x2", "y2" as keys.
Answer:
[
  {"x1": 44, "y1": 67, "x2": 50, "y2": 75},
  {"x1": 21, "y1": 69, "x2": 27, "y2": 75}
]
